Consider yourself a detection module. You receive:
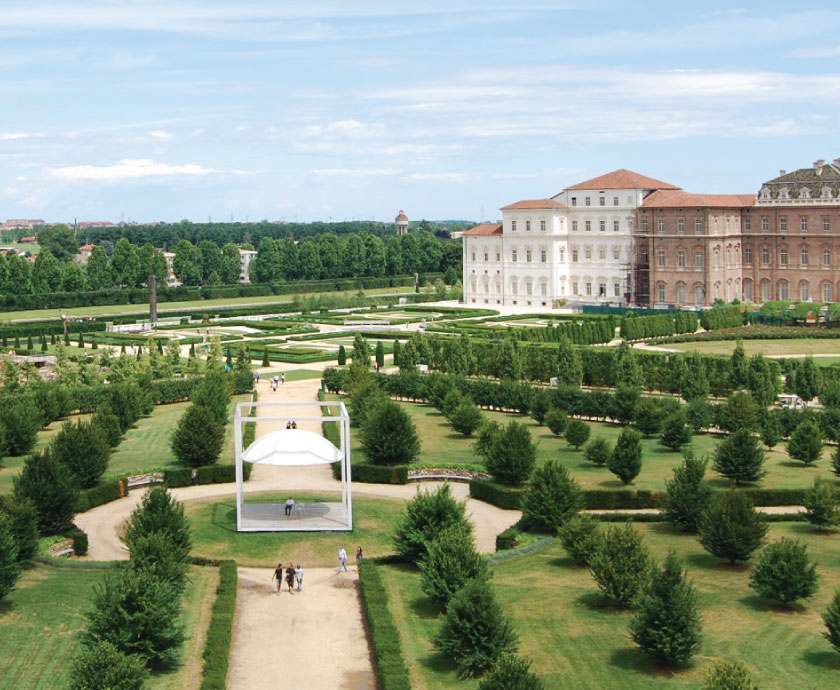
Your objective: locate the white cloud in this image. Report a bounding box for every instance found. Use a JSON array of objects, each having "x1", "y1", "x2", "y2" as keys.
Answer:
[
  {"x1": 303, "y1": 119, "x2": 384, "y2": 138},
  {"x1": 406, "y1": 172, "x2": 468, "y2": 182},
  {"x1": 148, "y1": 129, "x2": 174, "y2": 140},
  {"x1": 789, "y1": 45, "x2": 840, "y2": 59},
  {"x1": 311, "y1": 168, "x2": 395, "y2": 177},
  {"x1": 0, "y1": 132, "x2": 42, "y2": 141},
  {"x1": 48, "y1": 159, "x2": 222, "y2": 181}
]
